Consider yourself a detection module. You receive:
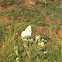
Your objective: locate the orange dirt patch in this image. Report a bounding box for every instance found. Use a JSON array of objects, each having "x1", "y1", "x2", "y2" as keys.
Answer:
[
  {"x1": 0, "y1": 6, "x2": 7, "y2": 11},
  {"x1": 27, "y1": 1, "x2": 36, "y2": 5},
  {"x1": 15, "y1": 0, "x2": 21, "y2": 2},
  {"x1": 0, "y1": 6, "x2": 2, "y2": 11},
  {"x1": 45, "y1": 16, "x2": 52, "y2": 25},
  {"x1": 60, "y1": 5, "x2": 62, "y2": 8},
  {"x1": 7, "y1": 5, "x2": 21, "y2": 10},
  {"x1": 45, "y1": 16, "x2": 57, "y2": 25},
  {"x1": 41, "y1": 10, "x2": 45, "y2": 15},
  {"x1": 57, "y1": 20, "x2": 62, "y2": 24},
  {"x1": 58, "y1": 26, "x2": 62, "y2": 36},
  {"x1": 0, "y1": 4, "x2": 21, "y2": 11},
  {"x1": 35, "y1": 26, "x2": 49, "y2": 35},
  {"x1": 0, "y1": 16, "x2": 10, "y2": 24}
]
